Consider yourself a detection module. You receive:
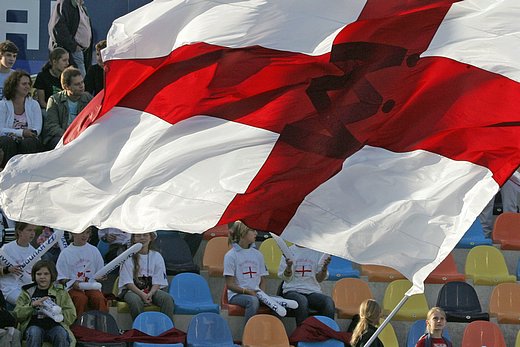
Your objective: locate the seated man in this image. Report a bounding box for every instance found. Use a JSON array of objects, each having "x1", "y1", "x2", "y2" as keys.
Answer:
[
  {"x1": 278, "y1": 244, "x2": 335, "y2": 325},
  {"x1": 42, "y1": 66, "x2": 92, "y2": 149}
]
